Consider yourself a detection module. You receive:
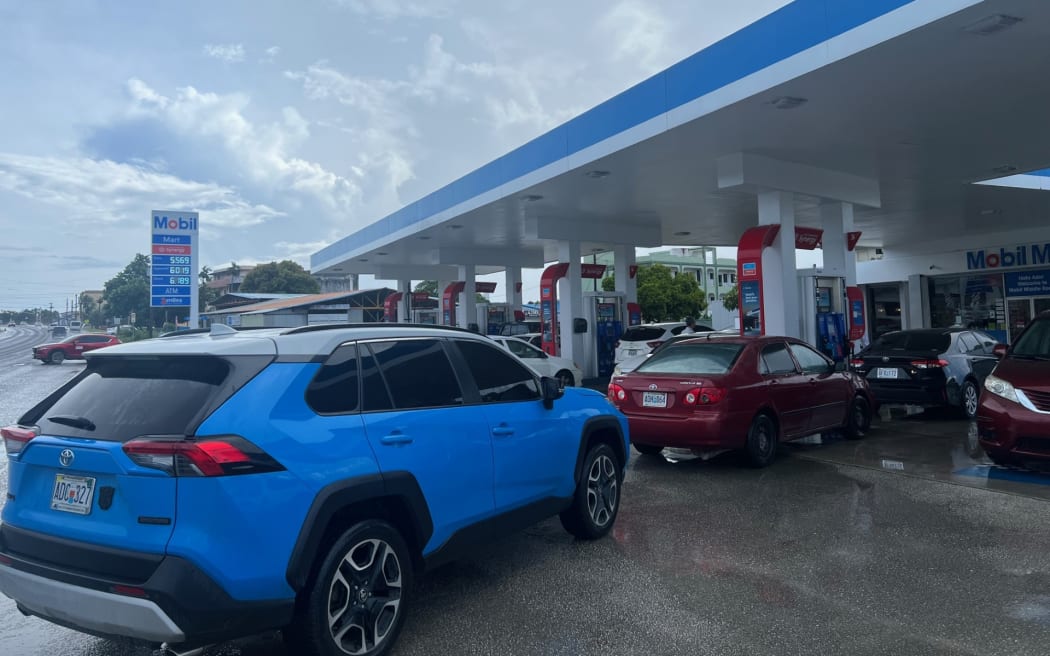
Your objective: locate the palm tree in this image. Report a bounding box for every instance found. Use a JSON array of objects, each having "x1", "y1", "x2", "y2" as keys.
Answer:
[
  {"x1": 229, "y1": 262, "x2": 242, "y2": 292},
  {"x1": 199, "y1": 265, "x2": 212, "y2": 284}
]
